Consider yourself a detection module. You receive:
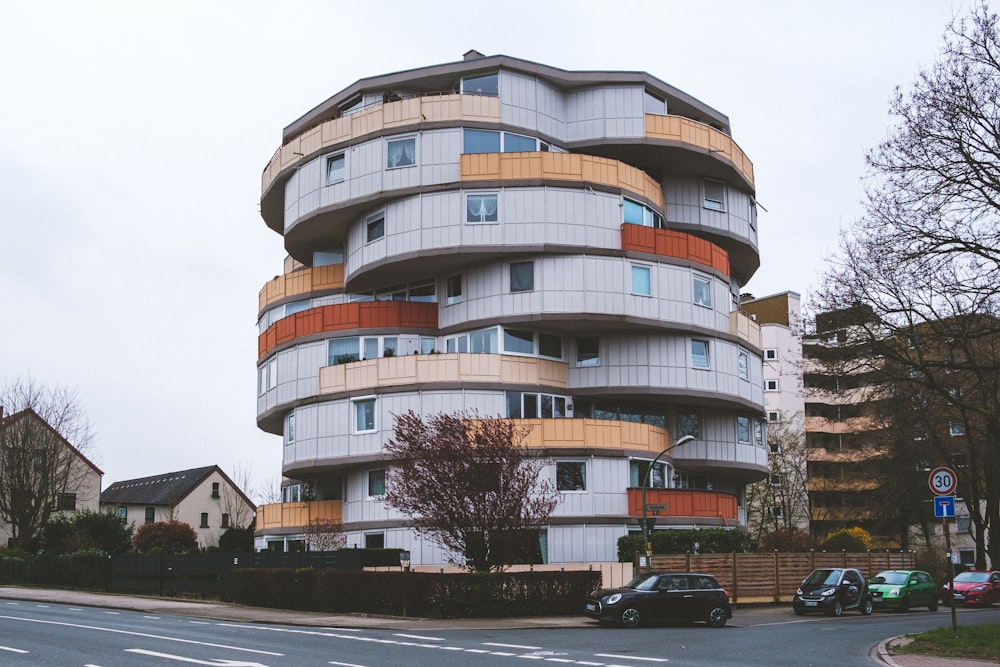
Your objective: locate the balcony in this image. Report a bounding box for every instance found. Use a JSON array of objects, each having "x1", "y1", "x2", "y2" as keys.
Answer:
[
  {"x1": 515, "y1": 418, "x2": 669, "y2": 454},
  {"x1": 319, "y1": 353, "x2": 567, "y2": 396},
  {"x1": 627, "y1": 488, "x2": 739, "y2": 523},
  {"x1": 804, "y1": 415, "x2": 886, "y2": 435},
  {"x1": 621, "y1": 224, "x2": 729, "y2": 276},
  {"x1": 259, "y1": 264, "x2": 345, "y2": 313},
  {"x1": 256, "y1": 500, "x2": 343, "y2": 532},
  {"x1": 645, "y1": 113, "x2": 754, "y2": 187},
  {"x1": 461, "y1": 152, "x2": 663, "y2": 208},
  {"x1": 729, "y1": 310, "x2": 762, "y2": 349}
]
